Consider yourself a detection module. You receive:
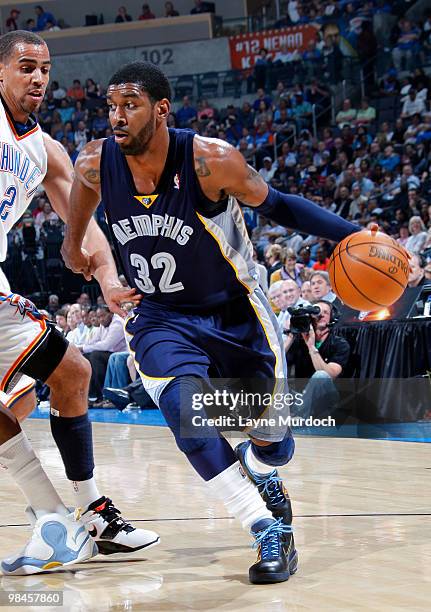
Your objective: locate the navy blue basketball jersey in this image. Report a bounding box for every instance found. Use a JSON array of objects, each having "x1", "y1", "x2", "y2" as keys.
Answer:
[{"x1": 100, "y1": 128, "x2": 258, "y2": 310}]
